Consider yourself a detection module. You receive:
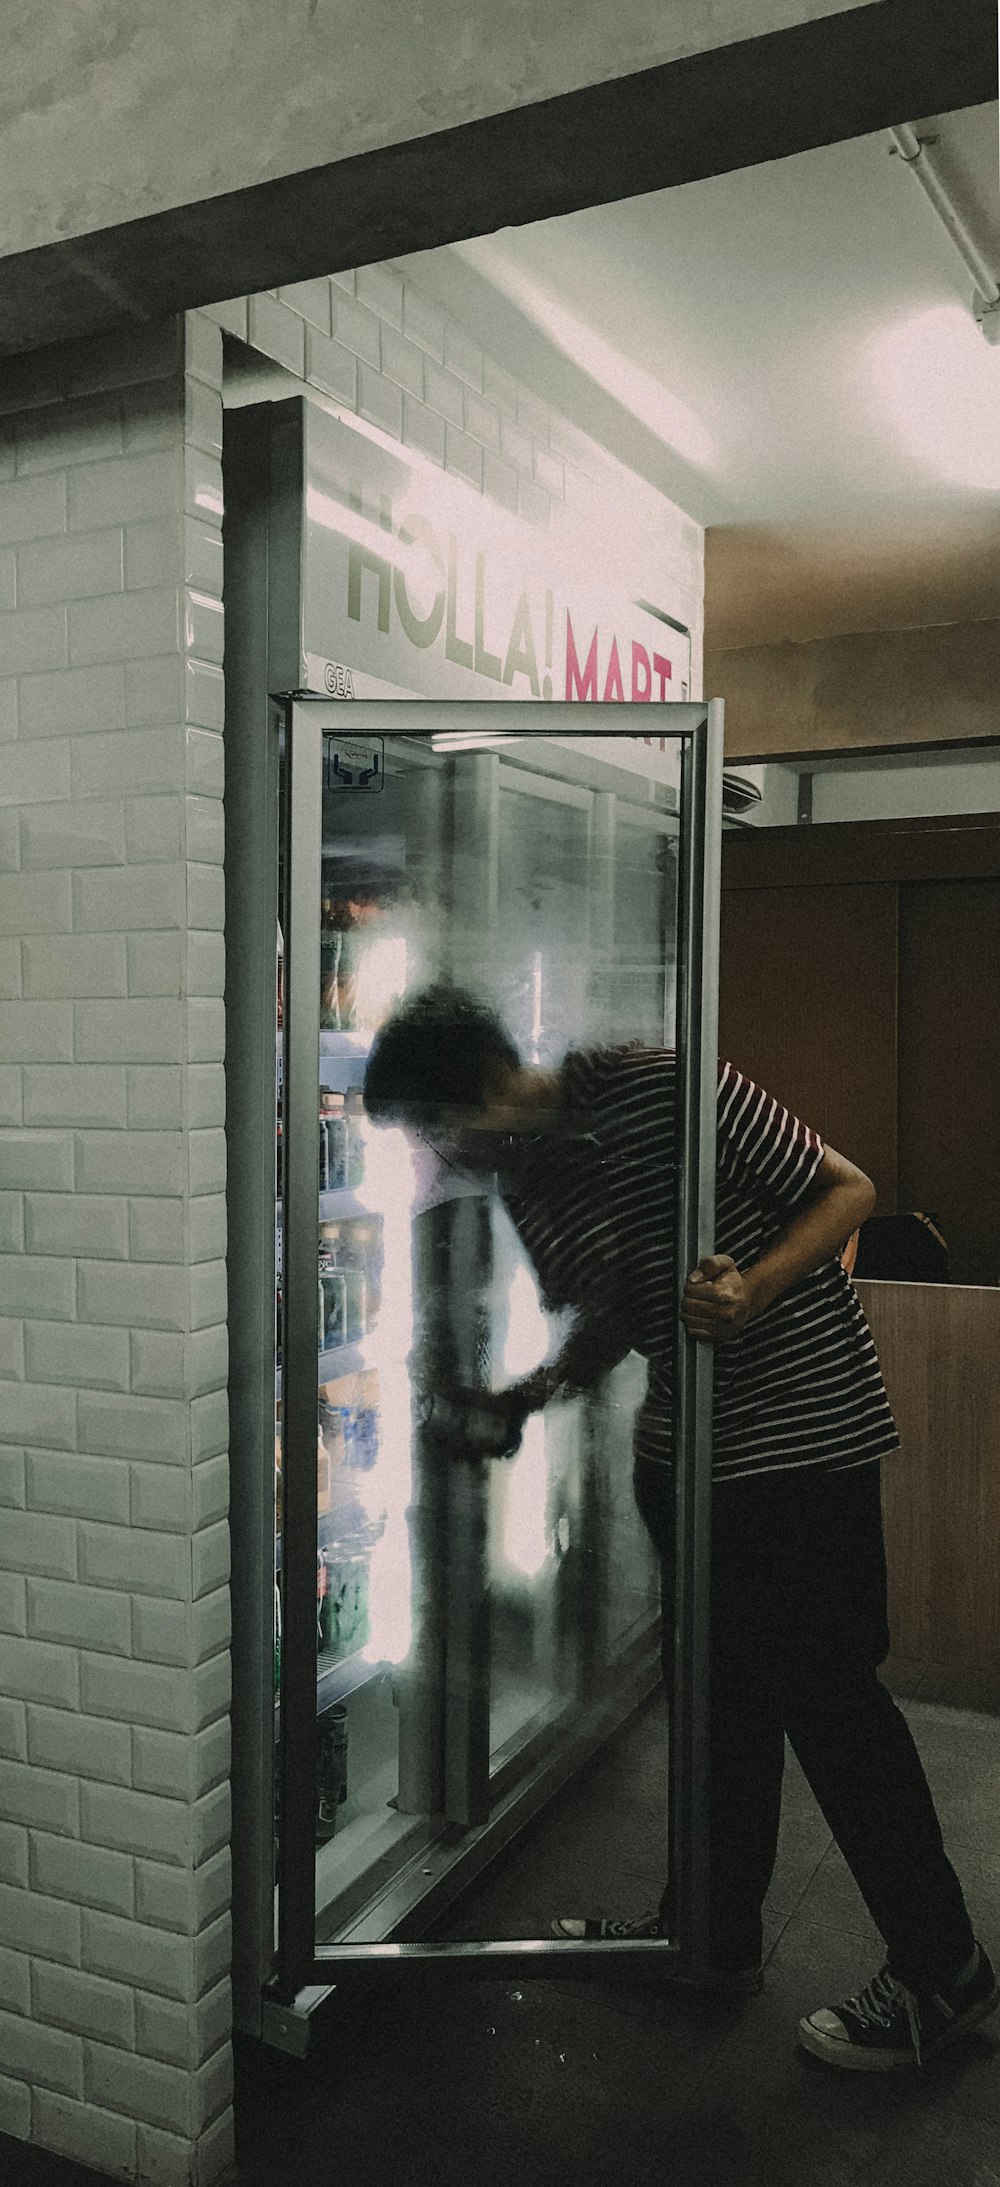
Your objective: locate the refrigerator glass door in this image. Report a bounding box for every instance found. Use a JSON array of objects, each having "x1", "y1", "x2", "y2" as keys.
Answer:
[{"x1": 272, "y1": 701, "x2": 720, "y2": 2000}]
